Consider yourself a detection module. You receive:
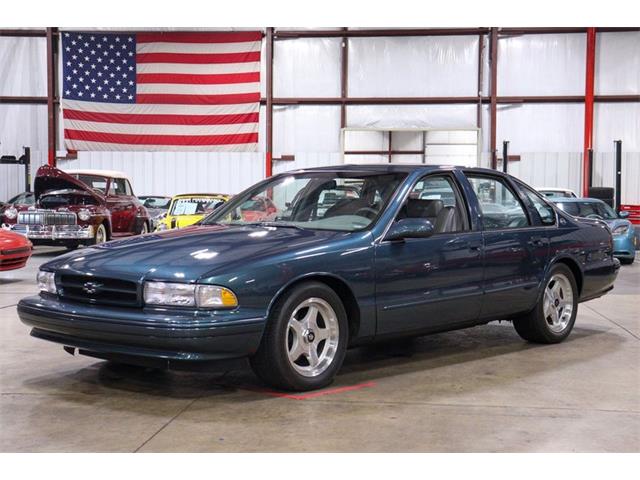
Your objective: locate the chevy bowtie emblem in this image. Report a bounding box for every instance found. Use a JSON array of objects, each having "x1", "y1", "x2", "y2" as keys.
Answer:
[{"x1": 82, "y1": 281, "x2": 103, "y2": 295}]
